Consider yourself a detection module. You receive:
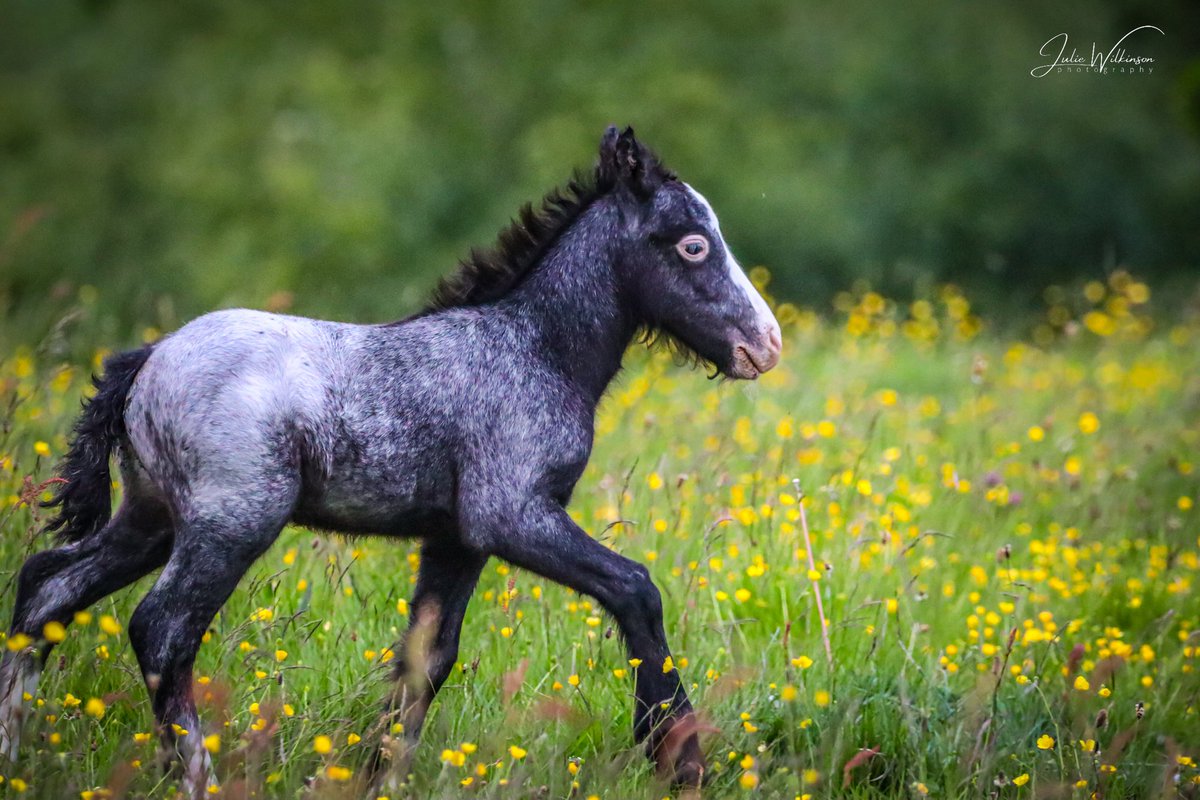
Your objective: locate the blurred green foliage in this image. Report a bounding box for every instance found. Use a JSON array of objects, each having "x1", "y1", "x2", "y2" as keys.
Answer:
[{"x1": 1, "y1": 0, "x2": 1198, "y2": 332}]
